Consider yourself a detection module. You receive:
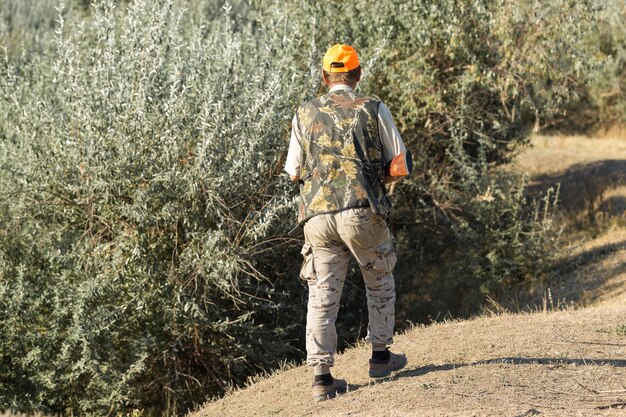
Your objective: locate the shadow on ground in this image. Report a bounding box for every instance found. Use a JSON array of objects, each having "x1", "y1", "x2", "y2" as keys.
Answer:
[
  {"x1": 552, "y1": 239, "x2": 626, "y2": 273},
  {"x1": 396, "y1": 357, "x2": 626, "y2": 378},
  {"x1": 506, "y1": 159, "x2": 626, "y2": 311},
  {"x1": 501, "y1": 237, "x2": 626, "y2": 312},
  {"x1": 526, "y1": 159, "x2": 626, "y2": 221},
  {"x1": 348, "y1": 357, "x2": 626, "y2": 392}
]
